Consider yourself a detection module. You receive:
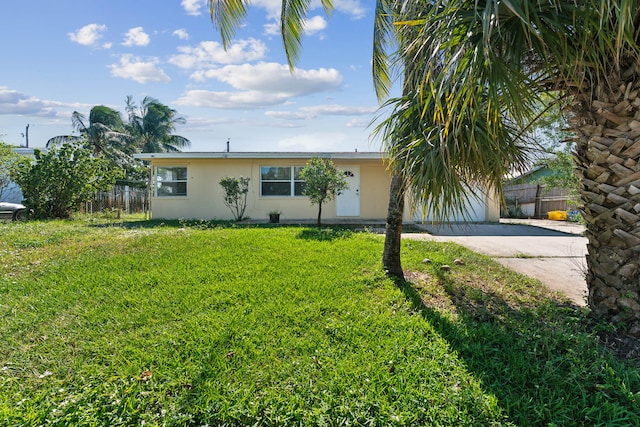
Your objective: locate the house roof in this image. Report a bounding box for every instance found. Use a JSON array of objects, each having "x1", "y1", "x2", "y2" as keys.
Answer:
[
  {"x1": 12, "y1": 147, "x2": 43, "y2": 157},
  {"x1": 134, "y1": 151, "x2": 387, "y2": 161},
  {"x1": 505, "y1": 166, "x2": 553, "y2": 185}
]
